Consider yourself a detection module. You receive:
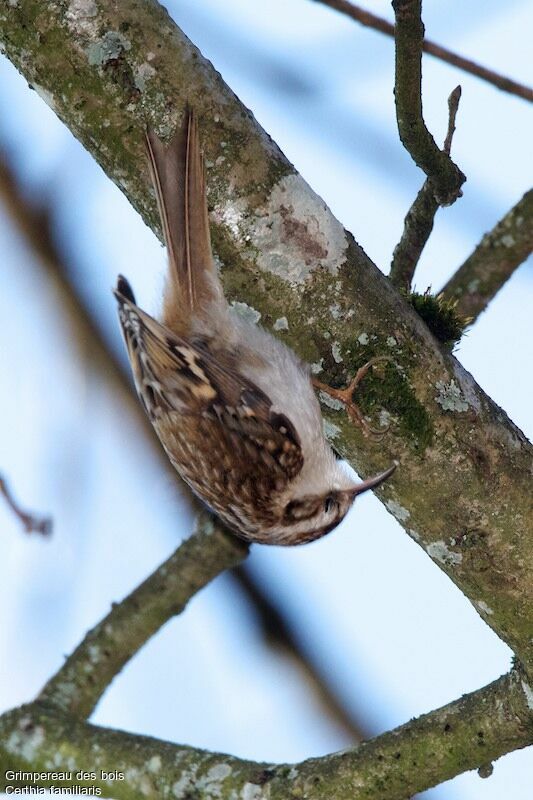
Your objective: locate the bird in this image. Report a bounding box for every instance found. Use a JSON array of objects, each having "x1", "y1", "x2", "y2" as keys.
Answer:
[{"x1": 114, "y1": 109, "x2": 396, "y2": 545}]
